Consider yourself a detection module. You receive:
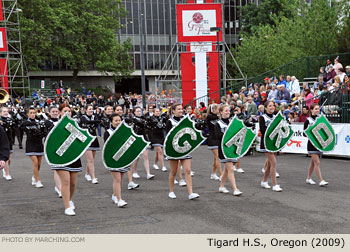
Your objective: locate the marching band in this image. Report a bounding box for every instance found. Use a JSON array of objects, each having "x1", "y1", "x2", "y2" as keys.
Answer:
[{"x1": 0, "y1": 89, "x2": 334, "y2": 216}]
